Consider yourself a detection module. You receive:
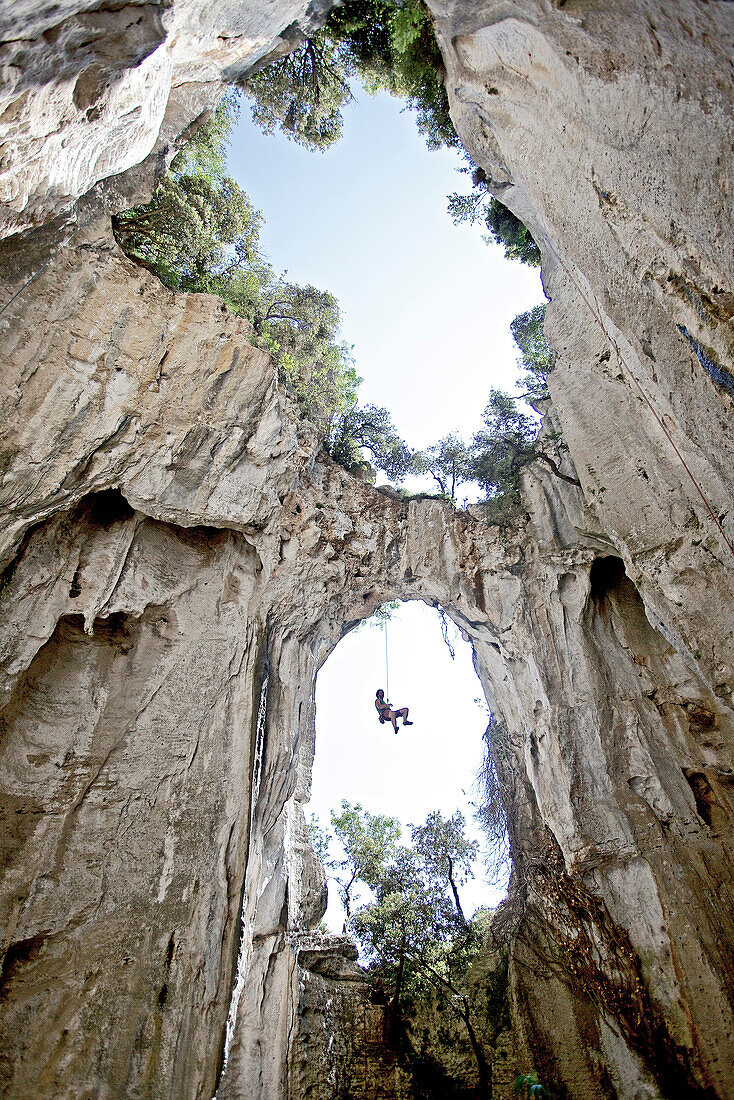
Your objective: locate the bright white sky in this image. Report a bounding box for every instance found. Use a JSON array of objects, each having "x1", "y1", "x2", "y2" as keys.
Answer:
[{"x1": 228, "y1": 86, "x2": 540, "y2": 930}]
